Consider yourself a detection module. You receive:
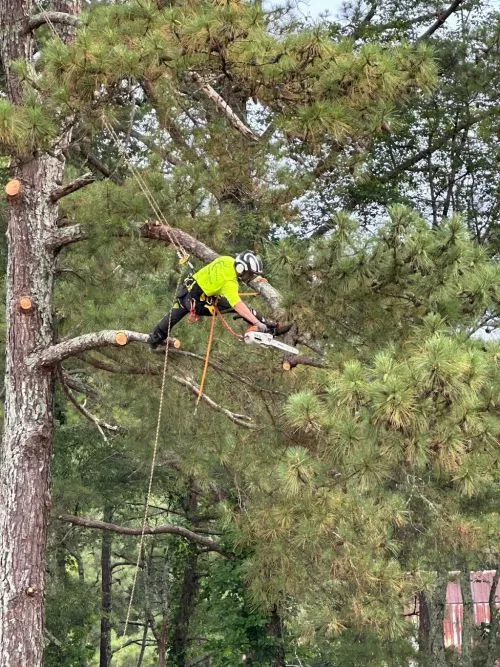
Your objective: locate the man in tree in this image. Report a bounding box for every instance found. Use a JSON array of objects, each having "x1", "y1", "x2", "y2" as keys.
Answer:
[{"x1": 149, "y1": 251, "x2": 284, "y2": 348}]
